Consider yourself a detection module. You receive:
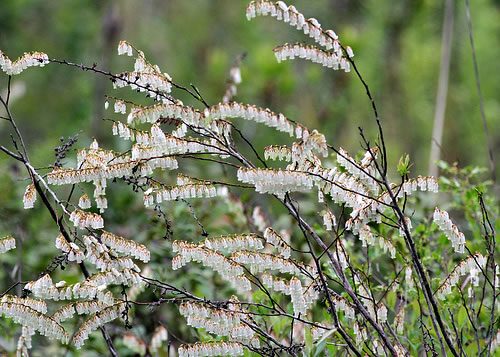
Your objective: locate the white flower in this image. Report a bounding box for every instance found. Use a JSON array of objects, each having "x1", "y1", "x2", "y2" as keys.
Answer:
[
  {"x1": 405, "y1": 266, "x2": 414, "y2": 290},
  {"x1": 377, "y1": 303, "x2": 387, "y2": 323},
  {"x1": 0, "y1": 235, "x2": 16, "y2": 254},
  {"x1": 394, "y1": 307, "x2": 405, "y2": 334},
  {"x1": 149, "y1": 326, "x2": 168, "y2": 353},
  {"x1": 23, "y1": 184, "x2": 36, "y2": 209},
  {"x1": 434, "y1": 208, "x2": 466, "y2": 253},
  {"x1": 78, "y1": 193, "x2": 91, "y2": 209},
  {"x1": 117, "y1": 41, "x2": 133, "y2": 56}
]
